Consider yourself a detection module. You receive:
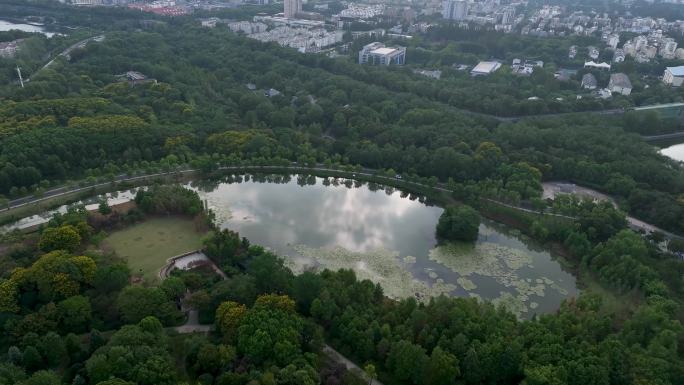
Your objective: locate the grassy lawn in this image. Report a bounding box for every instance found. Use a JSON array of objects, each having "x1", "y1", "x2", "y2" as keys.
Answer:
[{"x1": 103, "y1": 217, "x2": 205, "y2": 280}]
